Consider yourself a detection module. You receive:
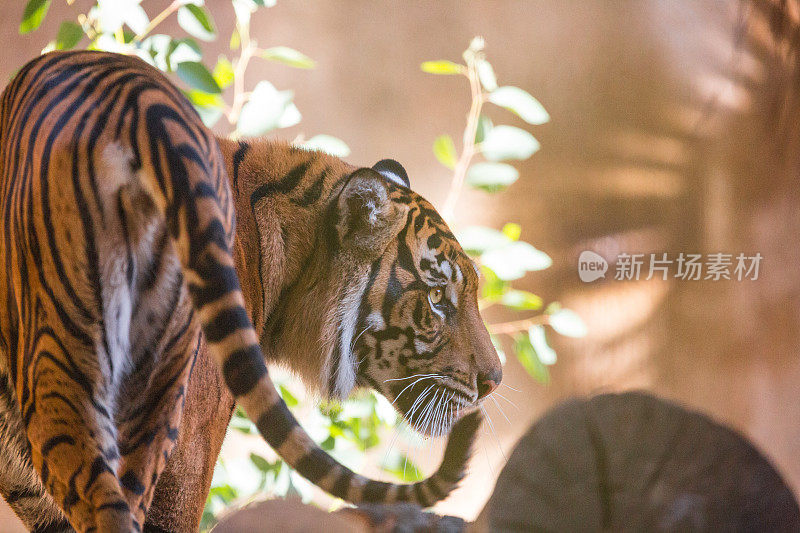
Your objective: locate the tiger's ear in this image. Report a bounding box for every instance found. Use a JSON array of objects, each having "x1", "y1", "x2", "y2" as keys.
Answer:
[
  {"x1": 372, "y1": 159, "x2": 410, "y2": 188},
  {"x1": 336, "y1": 168, "x2": 408, "y2": 256}
]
